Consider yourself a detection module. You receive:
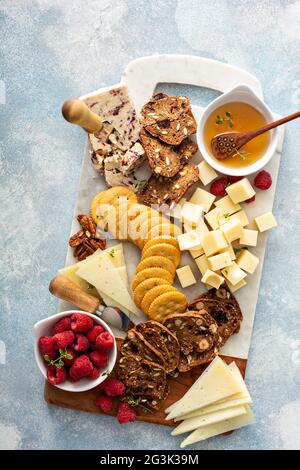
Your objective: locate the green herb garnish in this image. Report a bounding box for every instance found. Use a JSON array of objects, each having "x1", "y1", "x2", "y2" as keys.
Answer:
[
  {"x1": 216, "y1": 111, "x2": 234, "y2": 128},
  {"x1": 44, "y1": 349, "x2": 72, "y2": 368},
  {"x1": 108, "y1": 249, "x2": 115, "y2": 258},
  {"x1": 232, "y1": 148, "x2": 251, "y2": 161},
  {"x1": 127, "y1": 396, "x2": 153, "y2": 414},
  {"x1": 102, "y1": 369, "x2": 112, "y2": 377}
]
